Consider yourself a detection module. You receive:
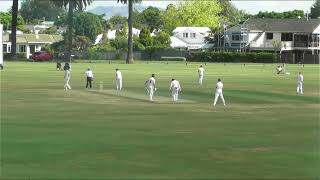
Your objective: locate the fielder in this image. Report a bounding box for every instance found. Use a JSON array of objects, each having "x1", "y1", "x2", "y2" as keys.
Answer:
[
  {"x1": 170, "y1": 79, "x2": 181, "y2": 102},
  {"x1": 145, "y1": 74, "x2": 157, "y2": 101},
  {"x1": 296, "y1": 72, "x2": 304, "y2": 95},
  {"x1": 115, "y1": 68, "x2": 122, "y2": 90},
  {"x1": 213, "y1": 78, "x2": 226, "y2": 107},
  {"x1": 198, "y1": 64, "x2": 204, "y2": 85},
  {"x1": 64, "y1": 68, "x2": 71, "y2": 90},
  {"x1": 276, "y1": 65, "x2": 283, "y2": 74}
]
